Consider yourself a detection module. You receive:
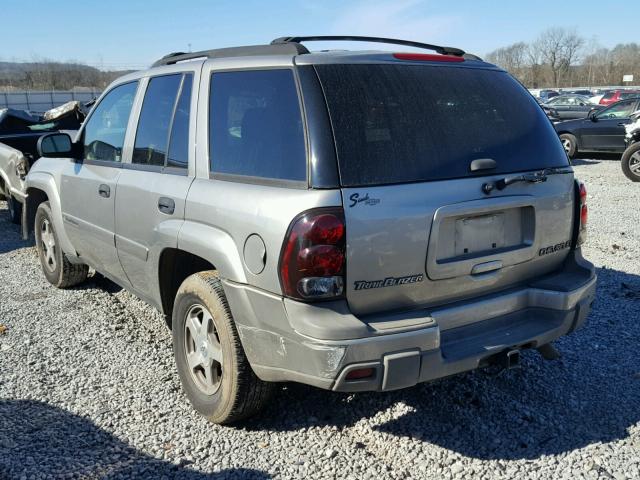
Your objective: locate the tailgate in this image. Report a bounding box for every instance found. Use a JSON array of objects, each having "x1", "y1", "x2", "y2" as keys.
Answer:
[{"x1": 343, "y1": 173, "x2": 575, "y2": 316}]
